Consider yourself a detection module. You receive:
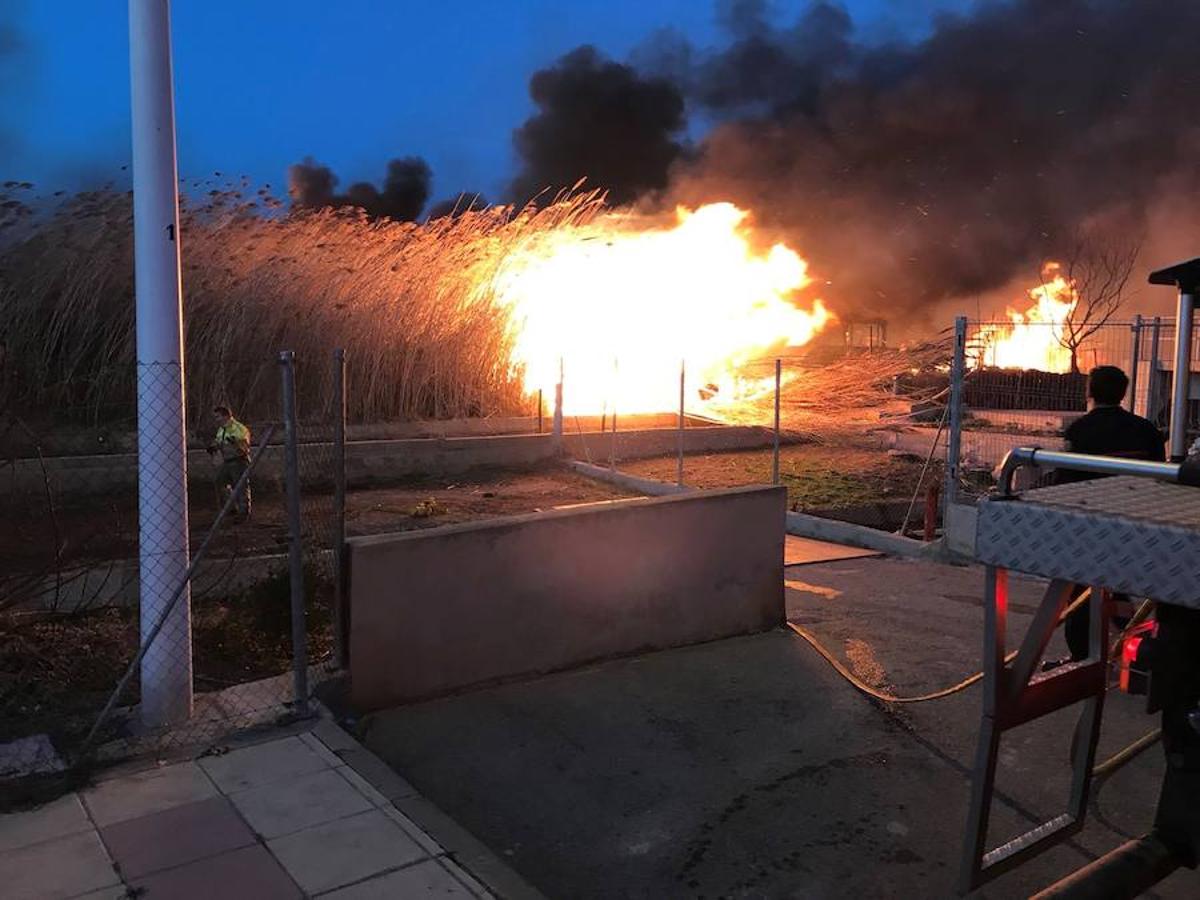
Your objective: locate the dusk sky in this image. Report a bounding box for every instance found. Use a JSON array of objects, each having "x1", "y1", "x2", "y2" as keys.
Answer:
[{"x1": 1, "y1": 1, "x2": 968, "y2": 202}]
